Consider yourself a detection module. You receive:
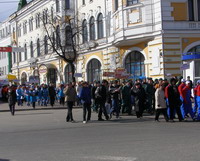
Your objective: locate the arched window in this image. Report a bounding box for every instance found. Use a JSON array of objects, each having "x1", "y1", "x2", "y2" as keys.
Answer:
[
  {"x1": 125, "y1": 51, "x2": 145, "y2": 80},
  {"x1": 64, "y1": 64, "x2": 73, "y2": 83},
  {"x1": 44, "y1": 35, "x2": 48, "y2": 55},
  {"x1": 89, "y1": 16, "x2": 95, "y2": 40},
  {"x1": 87, "y1": 59, "x2": 101, "y2": 83},
  {"x1": 56, "y1": 25, "x2": 60, "y2": 49},
  {"x1": 24, "y1": 44, "x2": 27, "y2": 60},
  {"x1": 30, "y1": 41, "x2": 34, "y2": 57},
  {"x1": 37, "y1": 39, "x2": 40, "y2": 57},
  {"x1": 65, "y1": 26, "x2": 72, "y2": 46},
  {"x1": 82, "y1": 19, "x2": 88, "y2": 43},
  {"x1": 97, "y1": 13, "x2": 104, "y2": 39}
]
